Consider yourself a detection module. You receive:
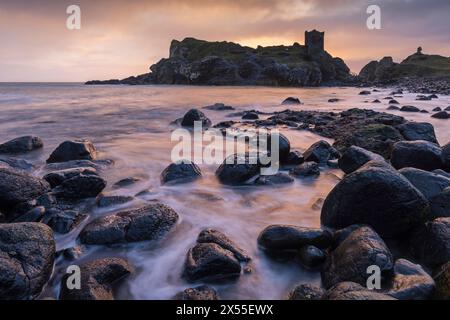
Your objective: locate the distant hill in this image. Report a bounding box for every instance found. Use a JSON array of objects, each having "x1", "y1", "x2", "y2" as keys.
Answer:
[{"x1": 86, "y1": 32, "x2": 353, "y2": 87}]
